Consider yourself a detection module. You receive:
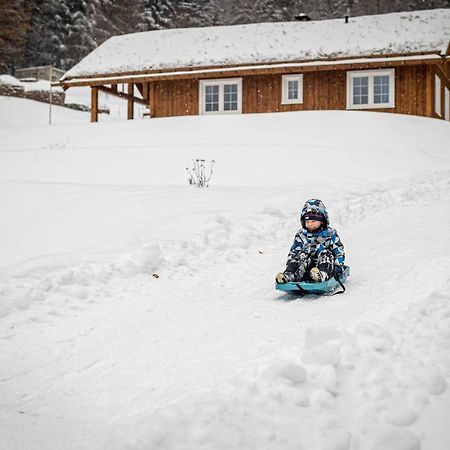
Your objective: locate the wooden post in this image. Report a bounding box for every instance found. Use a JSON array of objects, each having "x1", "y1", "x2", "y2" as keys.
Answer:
[
  {"x1": 148, "y1": 82, "x2": 152, "y2": 118},
  {"x1": 91, "y1": 86, "x2": 98, "y2": 123},
  {"x1": 425, "y1": 65, "x2": 434, "y2": 118},
  {"x1": 127, "y1": 83, "x2": 134, "y2": 120},
  {"x1": 143, "y1": 82, "x2": 150, "y2": 118}
]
